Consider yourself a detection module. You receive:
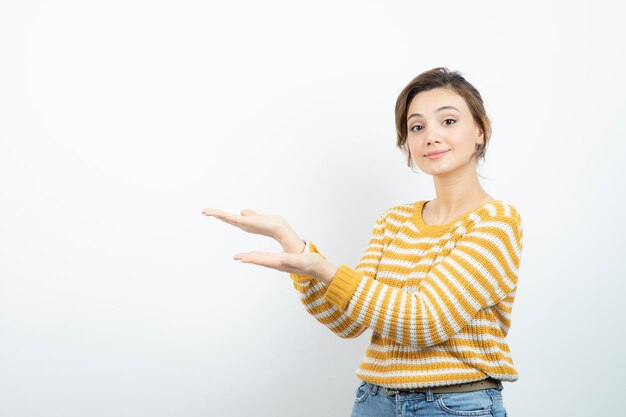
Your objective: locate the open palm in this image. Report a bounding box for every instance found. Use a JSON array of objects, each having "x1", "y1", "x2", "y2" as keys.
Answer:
[
  {"x1": 201, "y1": 208, "x2": 289, "y2": 240},
  {"x1": 202, "y1": 207, "x2": 337, "y2": 284}
]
